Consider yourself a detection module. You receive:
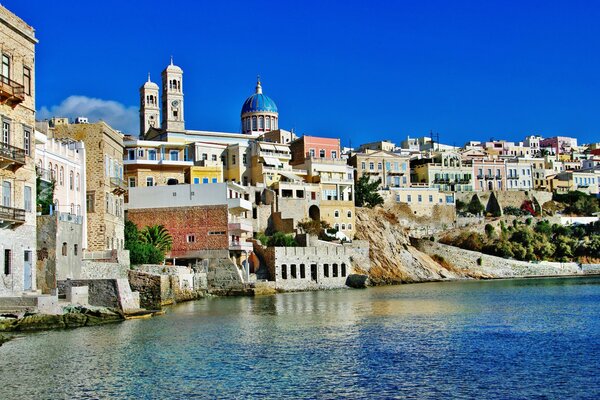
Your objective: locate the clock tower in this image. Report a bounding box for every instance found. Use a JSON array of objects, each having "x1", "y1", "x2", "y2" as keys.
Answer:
[{"x1": 161, "y1": 57, "x2": 185, "y2": 131}]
